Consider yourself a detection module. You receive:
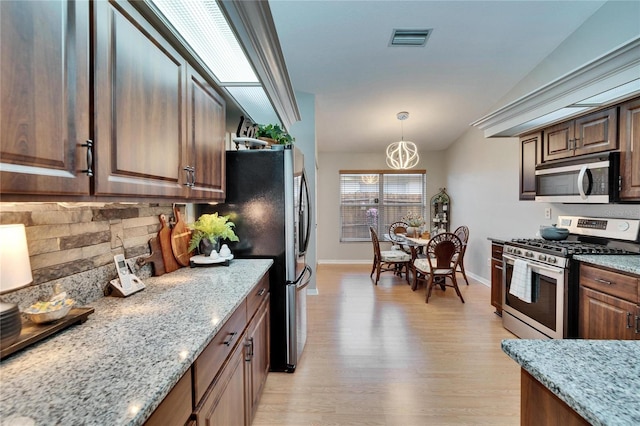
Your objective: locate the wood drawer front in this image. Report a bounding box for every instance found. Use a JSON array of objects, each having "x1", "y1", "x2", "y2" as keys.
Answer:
[
  {"x1": 247, "y1": 273, "x2": 270, "y2": 322},
  {"x1": 580, "y1": 264, "x2": 638, "y2": 303},
  {"x1": 193, "y1": 301, "x2": 247, "y2": 404},
  {"x1": 145, "y1": 367, "x2": 192, "y2": 426},
  {"x1": 491, "y1": 243, "x2": 503, "y2": 260}
]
